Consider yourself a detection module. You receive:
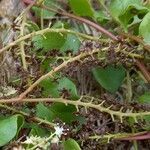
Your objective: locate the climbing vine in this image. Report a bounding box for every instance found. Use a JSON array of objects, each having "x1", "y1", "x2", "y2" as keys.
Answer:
[{"x1": 0, "y1": 0, "x2": 150, "y2": 149}]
